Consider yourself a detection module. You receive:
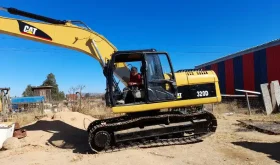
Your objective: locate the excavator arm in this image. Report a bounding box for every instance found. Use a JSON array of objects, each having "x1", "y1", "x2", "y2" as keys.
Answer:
[{"x1": 0, "y1": 7, "x2": 130, "y2": 87}]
